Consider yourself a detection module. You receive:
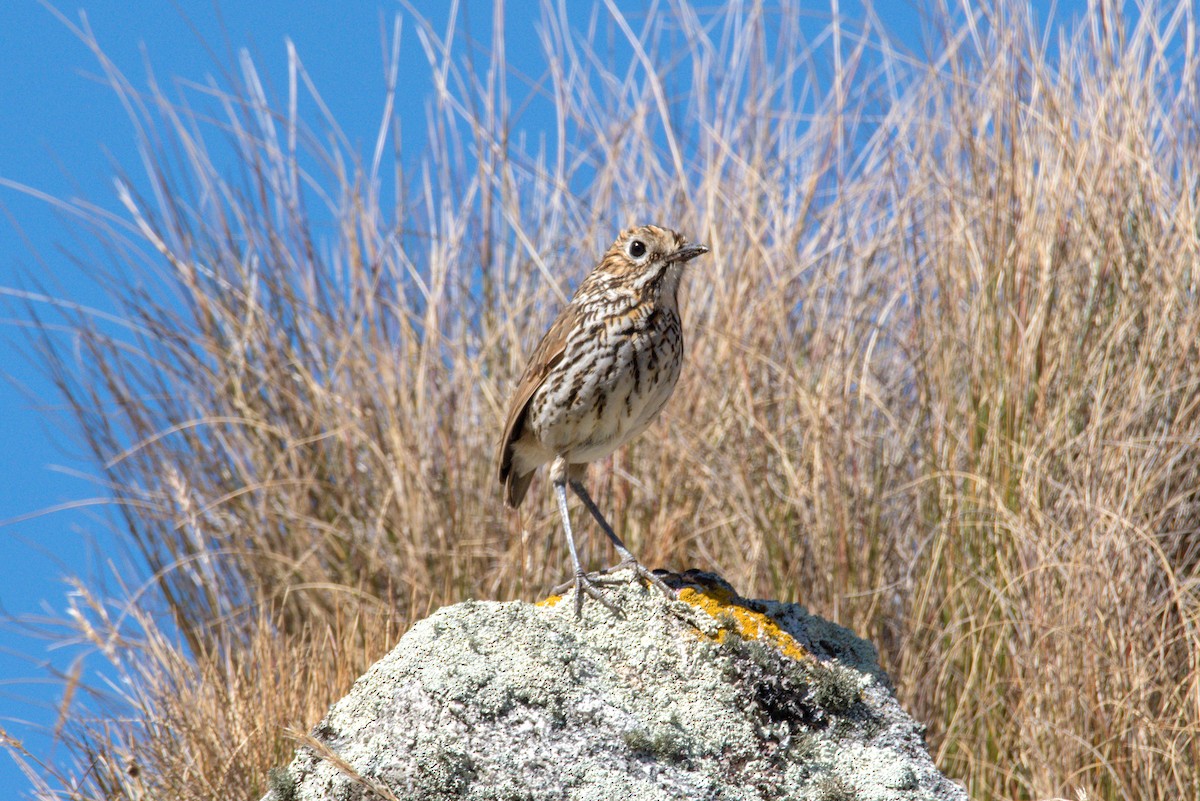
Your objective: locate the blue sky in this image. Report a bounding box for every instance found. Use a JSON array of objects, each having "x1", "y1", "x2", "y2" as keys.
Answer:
[
  {"x1": 0, "y1": 0, "x2": 1091, "y2": 794},
  {"x1": 0, "y1": 2, "x2": 438, "y2": 790}
]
